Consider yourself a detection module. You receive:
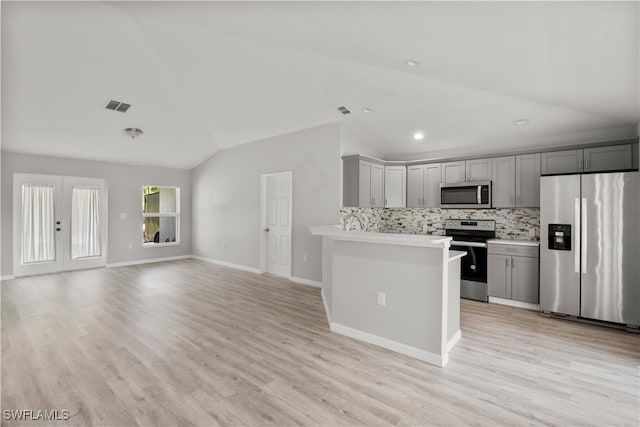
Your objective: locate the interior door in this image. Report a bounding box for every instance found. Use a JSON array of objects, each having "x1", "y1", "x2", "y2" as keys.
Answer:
[
  {"x1": 13, "y1": 174, "x2": 107, "y2": 277},
  {"x1": 264, "y1": 172, "x2": 292, "y2": 278},
  {"x1": 13, "y1": 174, "x2": 64, "y2": 276}
]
